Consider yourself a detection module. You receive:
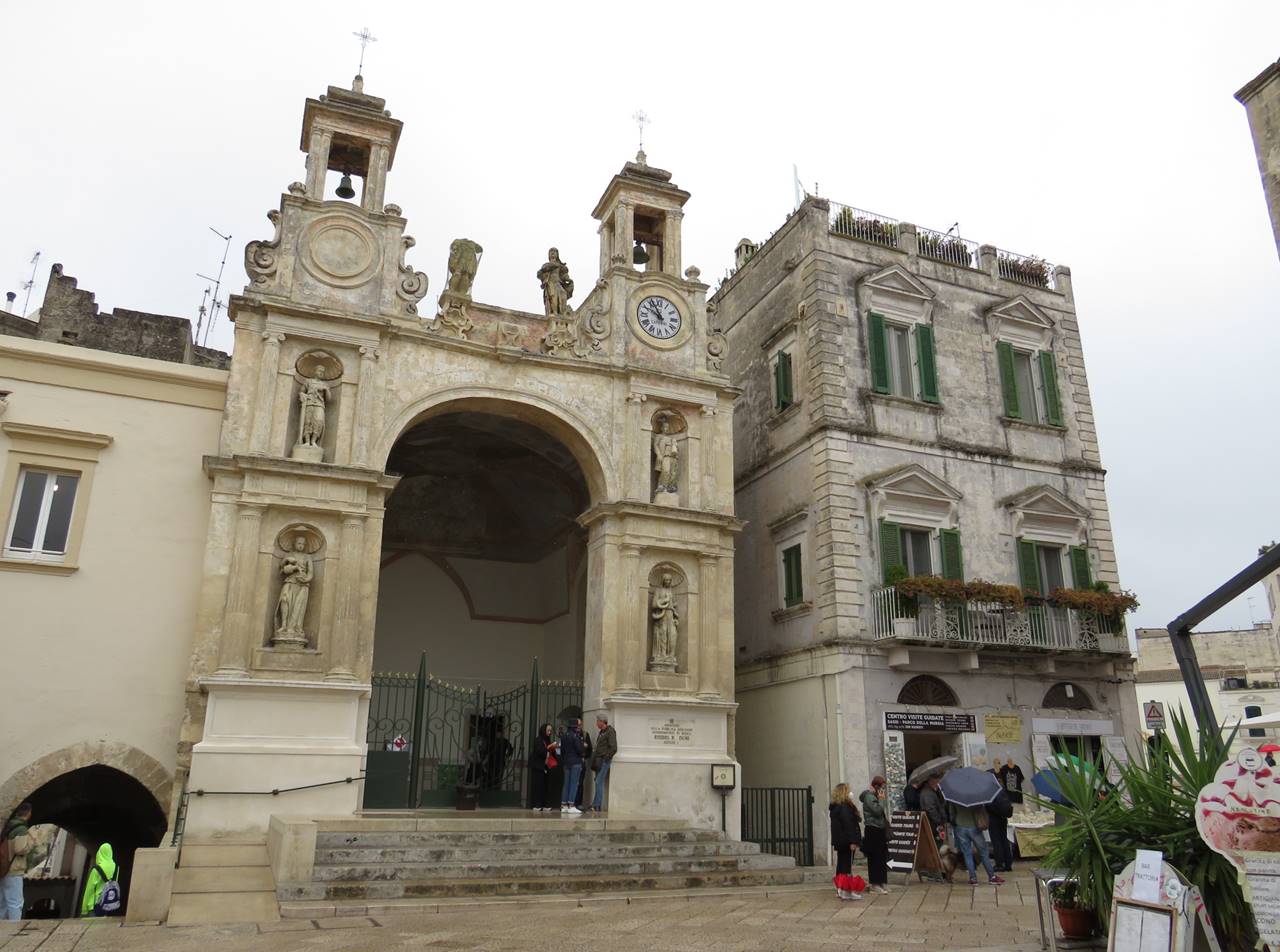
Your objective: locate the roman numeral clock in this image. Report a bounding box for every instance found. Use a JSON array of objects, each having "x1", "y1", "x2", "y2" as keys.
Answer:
[{"x1": 637, "y1": 295, "x2": 682, "y2": 341}]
